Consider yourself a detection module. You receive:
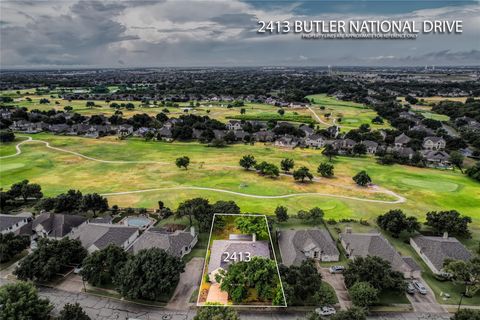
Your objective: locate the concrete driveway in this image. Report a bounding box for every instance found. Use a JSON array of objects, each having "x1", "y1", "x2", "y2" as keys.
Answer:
[
  {"x1": 167, "y1": 257, "x2": 204, "y2": 310},
  {"x1": 317, "y1": 265, "x2": 352, "y2": 310},
  {"x1": 406, "y1": 279, "x2": 447, "y2": 313}
]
